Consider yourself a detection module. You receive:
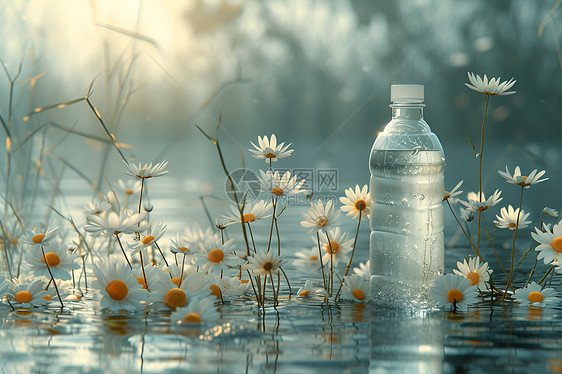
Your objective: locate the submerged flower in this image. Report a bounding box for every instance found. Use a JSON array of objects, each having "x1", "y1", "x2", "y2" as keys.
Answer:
[
  {"x1": 20, "y1": 227, "x2": 59, "y2": 247},
  {"x1": 465, "y1": 72, "x2": 516, "y2": 96},
  {"x1": 8, "y1": 276, "x2": 50, "y2": 308},
  {"x1": 340, "y1": 275, "x2": 370, "y2": 303},
  {"x1": 24, "y1": 246, "x2": 80, "y2": 281},
  {"x1": 498, "y1": 166, "x2": 548, "y2": 189},
  {"x1": 247, "y1": 249, "x2": 284, "y2": 275},
  {"x1": 91, "y1": 256, "x2": 148, "y2": 311},
  {"x1": 443, "y1": 180, "x2": 463, "y2": 203},
  {"x1": 430, "y1": 274, "x2": 478, "y2": 312},
  {"x1": 300, "y1": 200, "x2": 341, "y2": 234},
  {"x1": 193, "y1": 238, "x2": 240, "y2": 274},
  {"x1": 494, "y1": 205, "x2": 531, "y2": 230},
  {"x1": 531, "y1": 221, "x2": 562, "y2": 265},
  {"x1": 514, "y1": 282, "x2": 558, "y2": 307},
  {"x1": 170, "y1": 297, "x2": 219, "y2": 324},
  {"x1": 339, "y1": 184, "x2": 373, "y2": 220},
  {"x1": 452, "y1": 257, "x2": 492, "y2": 290},
  {"x1": 124, "y1": 160, "x2": 168, "y2": 179},
  {"x1": 460, "y1": 190, "x2": 503, "y2": 212},
  {"x1": 221, "y1": 200, "x2": 272, "y2": 226},
  {"x1": 258, "y1": 170, "x2": 306, "y2": 197},
  {"x1": 249, "y1": 134, "x2": 293, "y2": 163}
]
